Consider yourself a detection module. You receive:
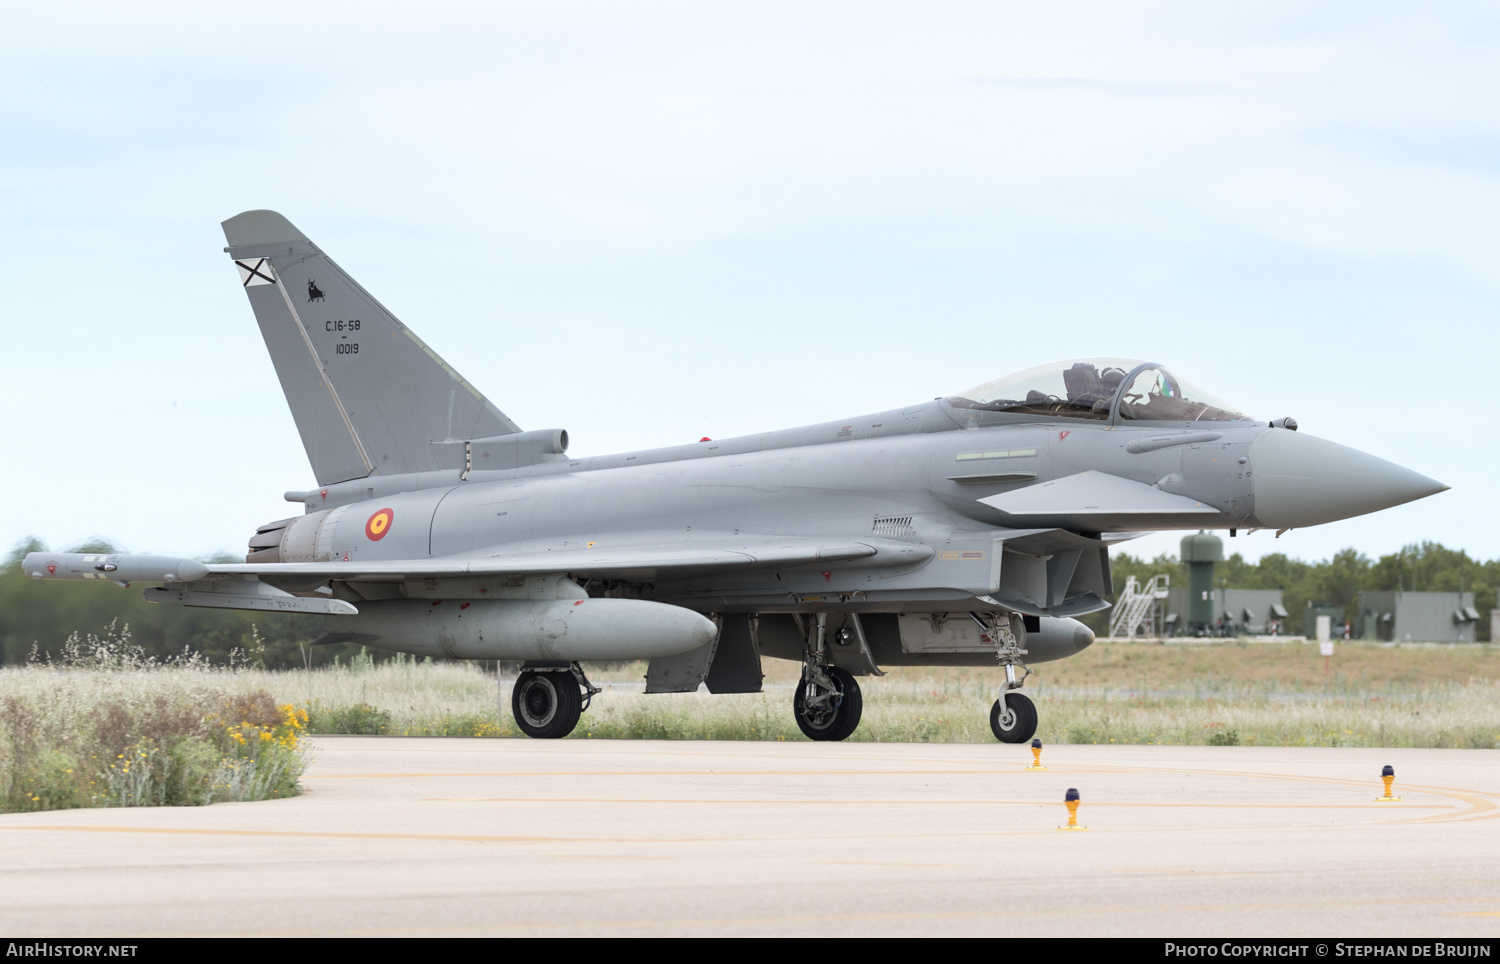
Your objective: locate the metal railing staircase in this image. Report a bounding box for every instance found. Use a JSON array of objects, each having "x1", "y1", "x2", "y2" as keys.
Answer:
[{"x1": 1108, "y1": 574, "x2": 1171, "y2": 639}]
